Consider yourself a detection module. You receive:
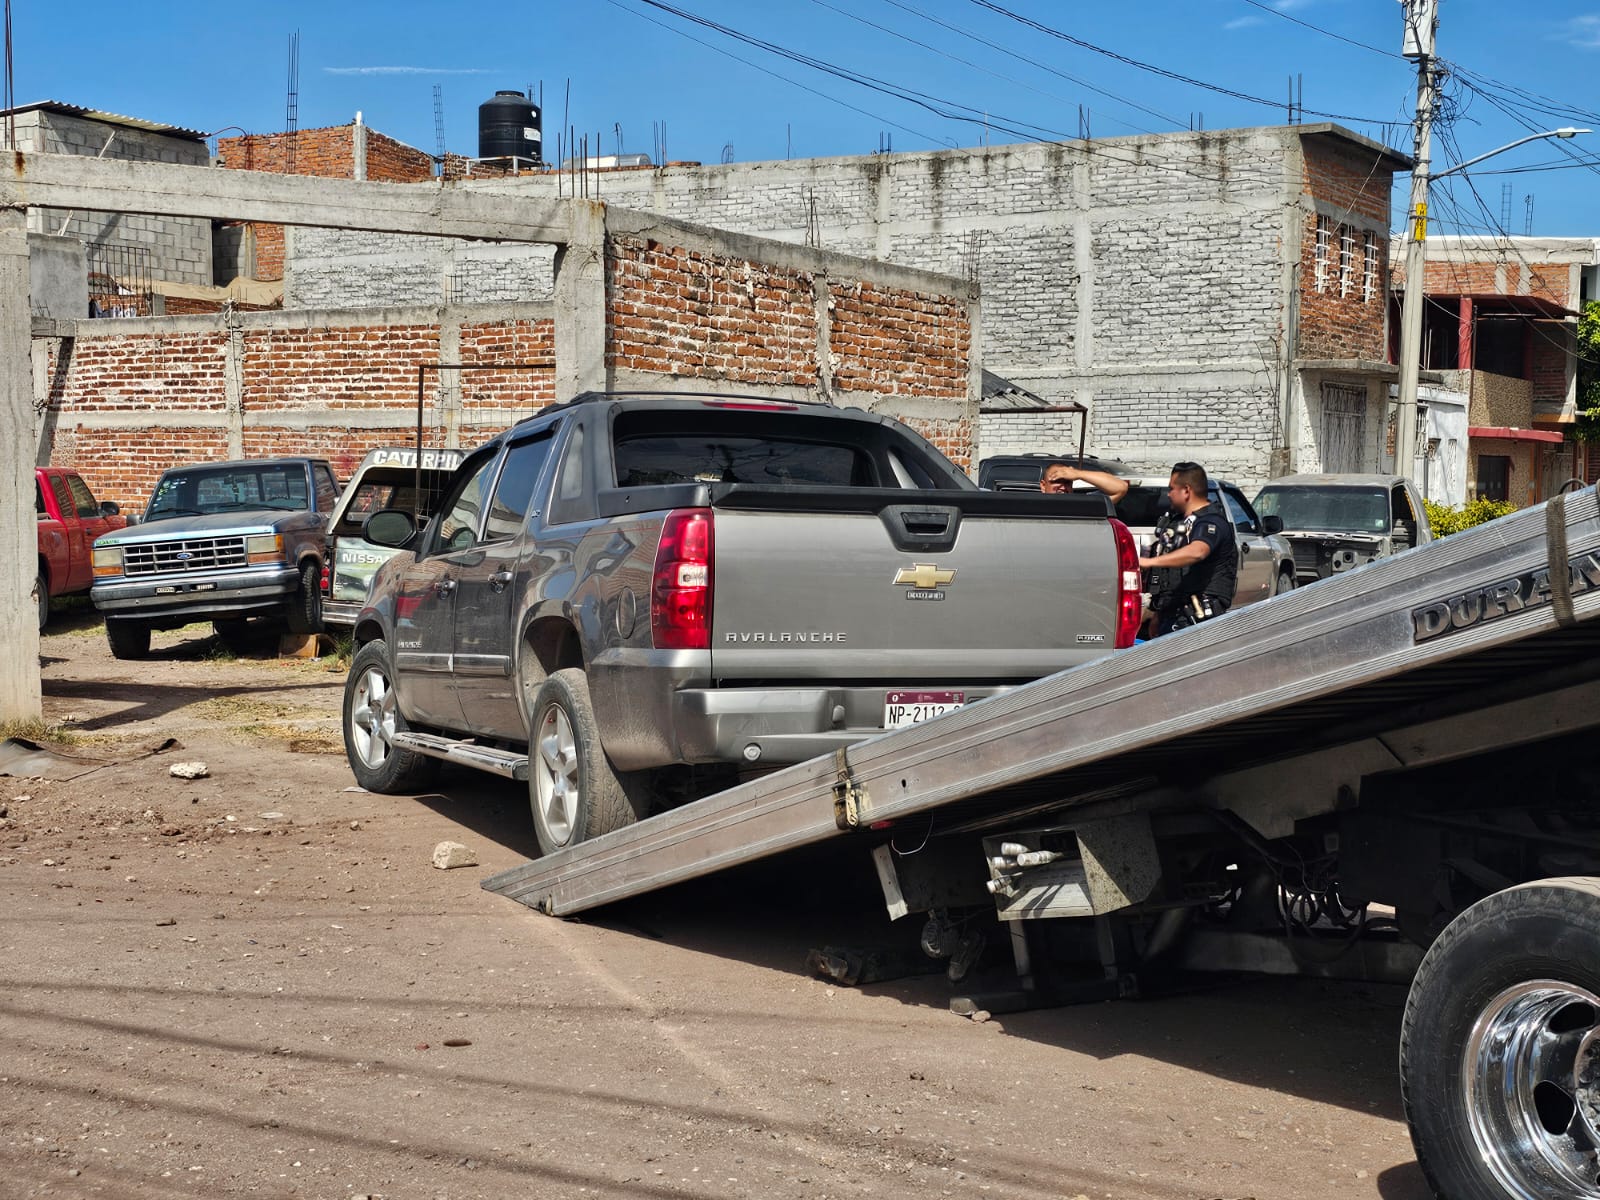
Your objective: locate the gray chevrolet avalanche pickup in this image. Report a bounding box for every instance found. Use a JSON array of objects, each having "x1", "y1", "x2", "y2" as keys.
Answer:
[
  {"x1": 91, "y1": 456, "x2": 340, "y2": 659},
  {"x1": 342, "y1": 392, "x2": 1140, "y2": 855}
]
